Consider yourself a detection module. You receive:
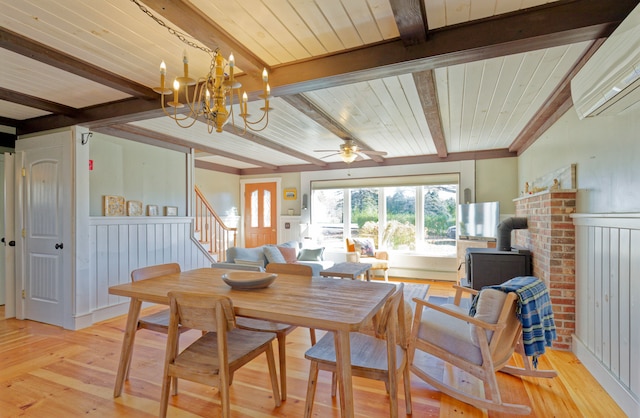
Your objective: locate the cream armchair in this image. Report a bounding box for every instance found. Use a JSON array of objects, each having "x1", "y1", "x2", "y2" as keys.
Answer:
[{"x1": 345, "y1": 237, "x2": 389, "y2": 281}]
